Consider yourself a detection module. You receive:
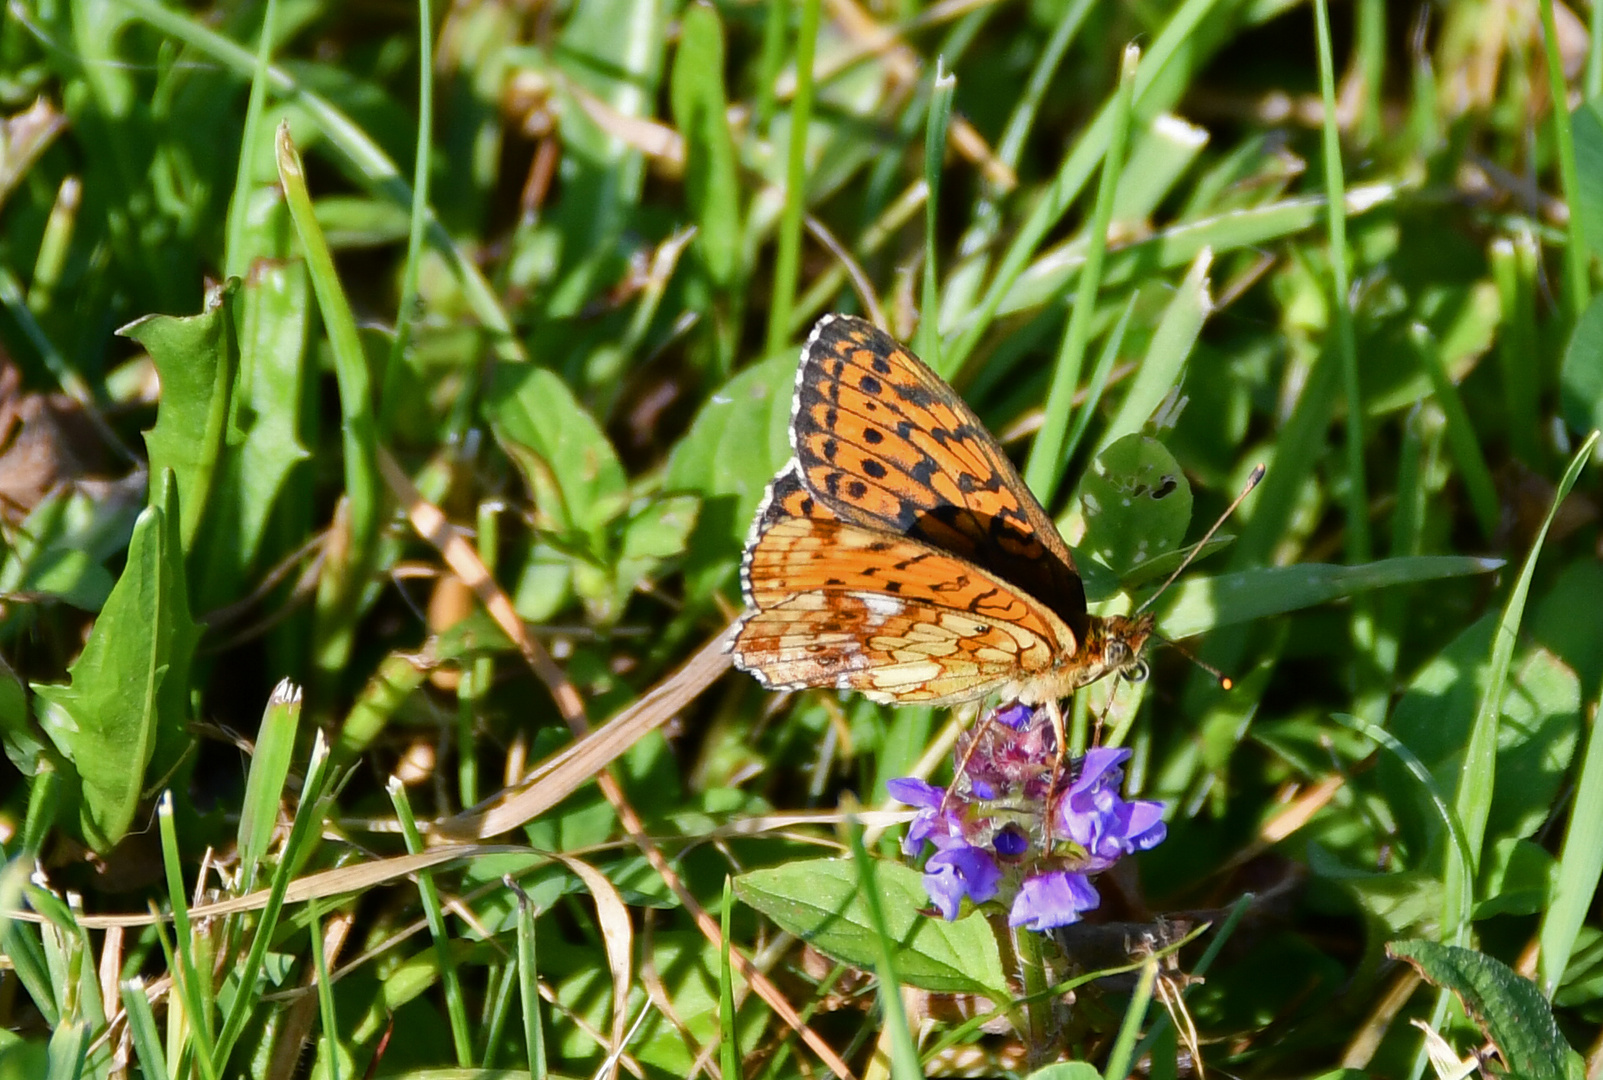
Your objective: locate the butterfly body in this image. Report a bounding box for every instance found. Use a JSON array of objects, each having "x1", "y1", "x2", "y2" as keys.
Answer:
[{"x1": 731, "y1": 314, "x2": 1153, "y2": 708}]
